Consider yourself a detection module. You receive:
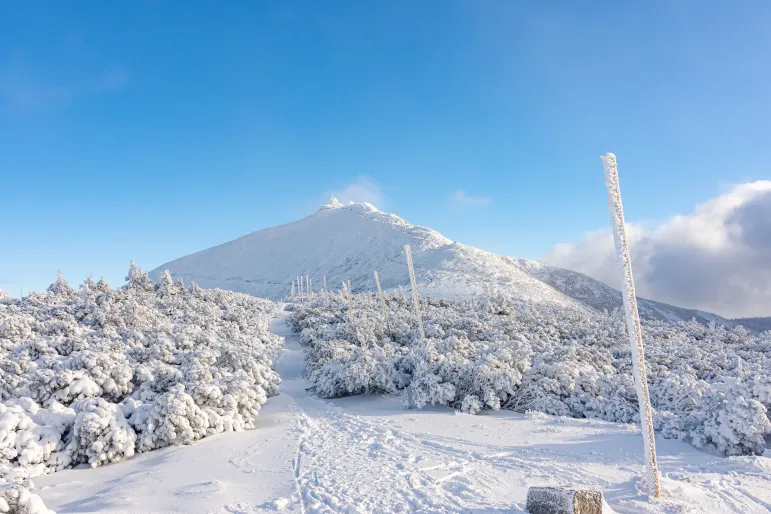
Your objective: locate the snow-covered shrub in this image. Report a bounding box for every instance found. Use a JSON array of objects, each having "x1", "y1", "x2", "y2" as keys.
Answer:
[
  {"x1": 68, "y1": 398, "x2": 136, "y2": 467},
  {"x1": 135, "y1": 385, "x2": 208, "y2": 451},
  {"x1": 688, "y1": 382, "x2": 771, "y2": 456},
  {"x1": 0, "y1": 479, "x2": 54, "y2": 514},
  {"x1": 288, "y1": 291, "x2": 771, "y2": 456},
  {"x1": 0, "y1": 264, "x2": 283, "y2": 479}
]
